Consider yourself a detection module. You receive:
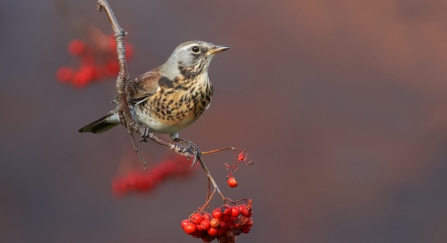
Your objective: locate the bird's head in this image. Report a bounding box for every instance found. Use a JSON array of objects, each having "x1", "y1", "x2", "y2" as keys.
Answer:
[{"x1": 162, "y1": 40, "x2": 230, "y2": 80}]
